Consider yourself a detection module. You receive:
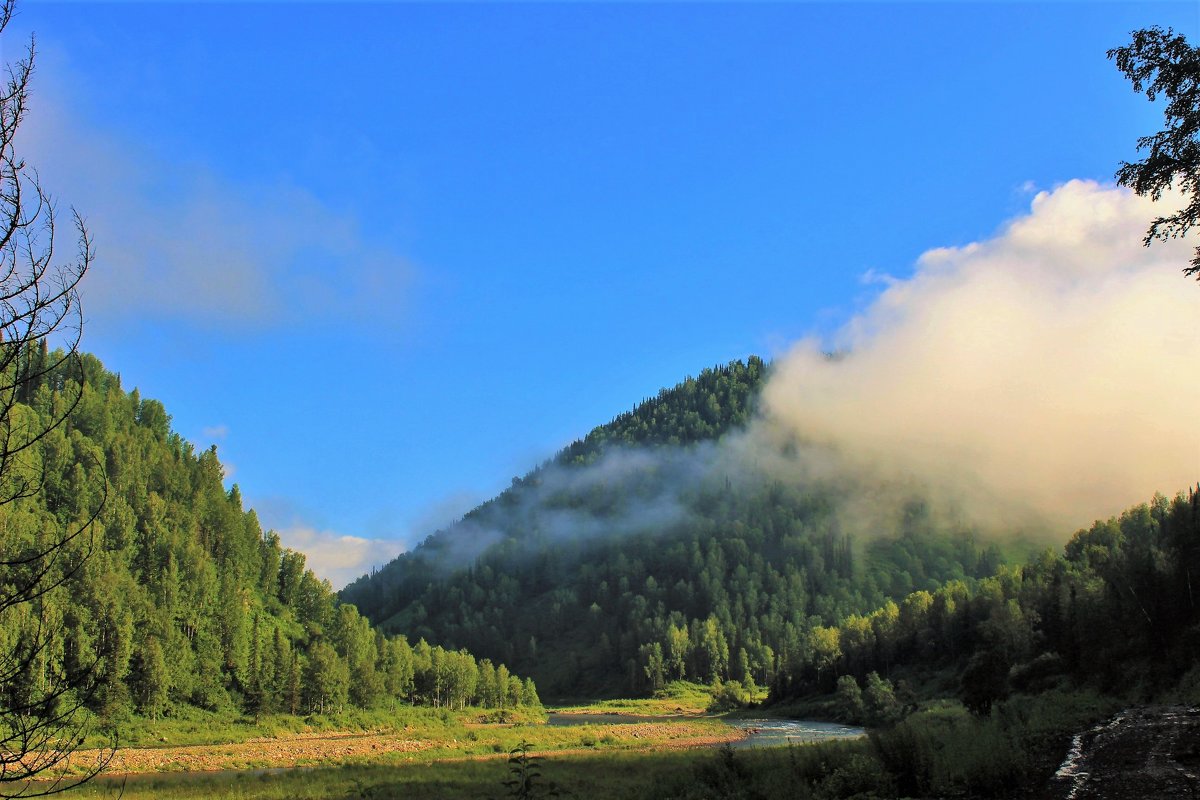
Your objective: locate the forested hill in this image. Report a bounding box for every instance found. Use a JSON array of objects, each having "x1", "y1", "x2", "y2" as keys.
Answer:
[
  {"x1": 770, "y1": 487, "x2": 1200, "y2": 716},
  {"x1": 556, "y1": 355, "x2": 768, "y2": 462},
  {"x1": 2, "y1": 349, "x2": 539, "y2": 727},
  {"x1": 342, "y1": 356, "x2": 770, "y2": 603},
  {"x1": 341, "y1": 357, "x2": 1022, "y2": 697}
]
